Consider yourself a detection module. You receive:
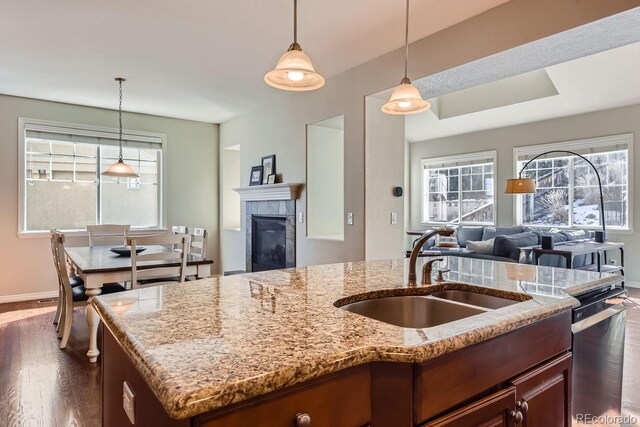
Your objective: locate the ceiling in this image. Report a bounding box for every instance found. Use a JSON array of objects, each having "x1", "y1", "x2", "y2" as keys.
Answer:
[
  {"x1": 405, "y1": 41, "x2": 640, "y2": 142},
  {"x1": 403, "y1": 21, "x2": 640, "y2": 143},
  {"x1": 0, "y1": 0, "x2": 509, "y2": 124}
]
